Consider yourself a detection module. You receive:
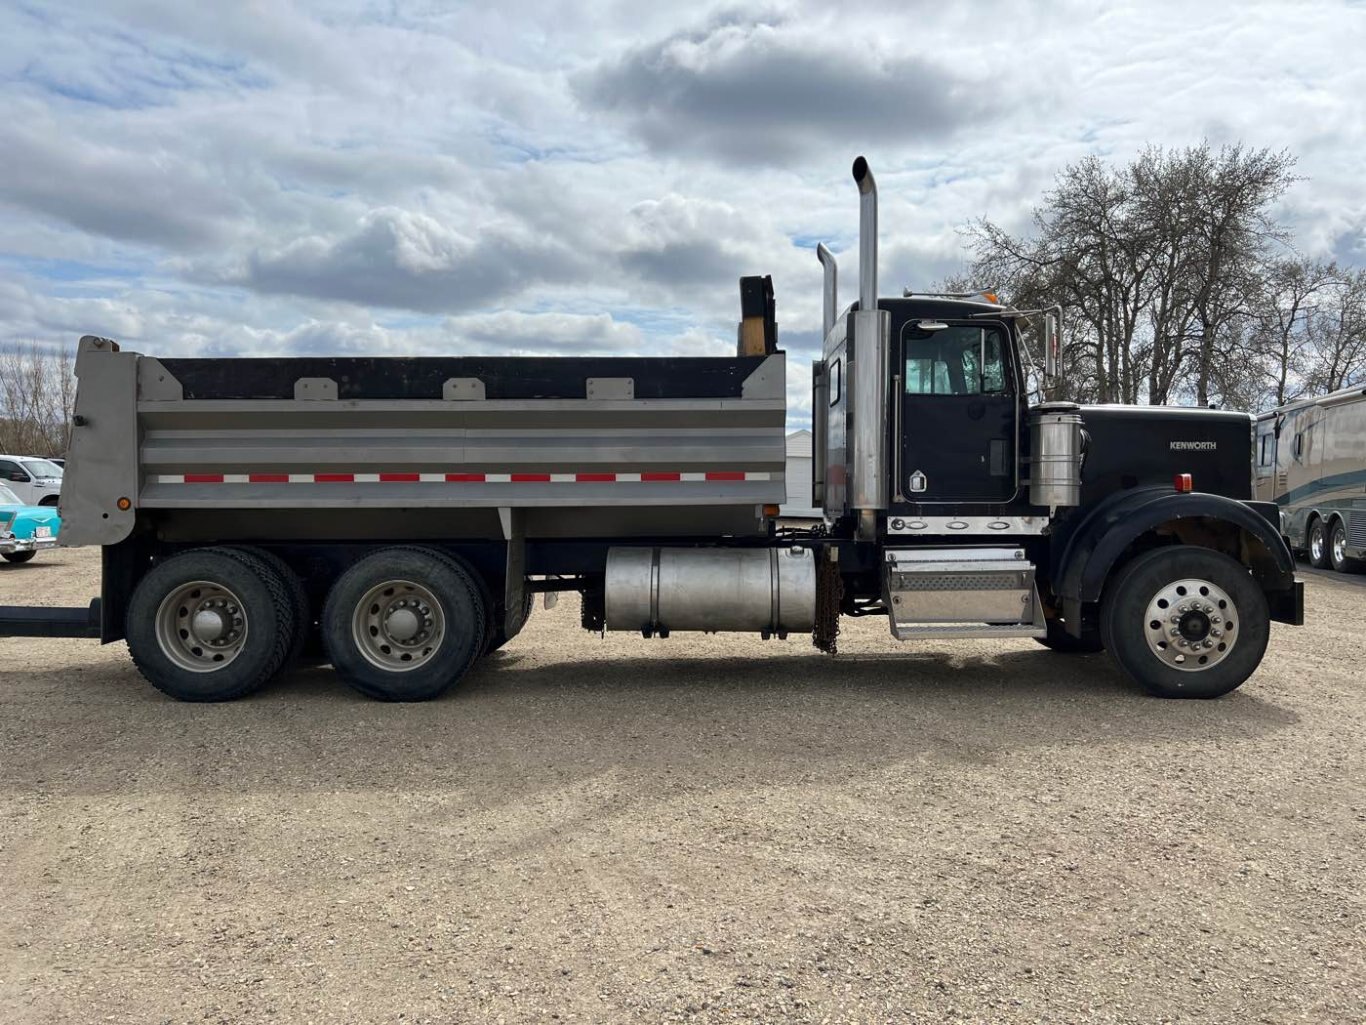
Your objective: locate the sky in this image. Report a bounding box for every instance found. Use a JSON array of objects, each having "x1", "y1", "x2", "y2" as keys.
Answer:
[{"x1": 1, "y1": 0, "x2": 1364, "y2": 428}]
